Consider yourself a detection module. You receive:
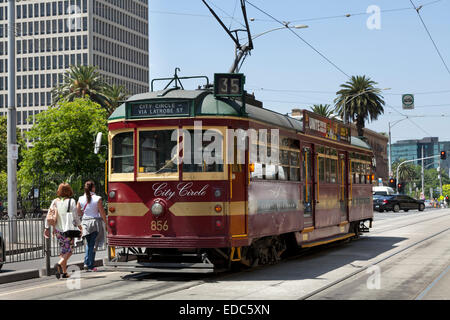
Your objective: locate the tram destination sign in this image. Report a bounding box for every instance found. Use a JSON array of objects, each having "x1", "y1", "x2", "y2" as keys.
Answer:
[
  {"x1": 127, "y1": 101, "x2": 190, "y2": 118},
  {"x1": 303, "y1": 110, "x2": 351, "y2": 144},
  {"x1": 214, "y1": 73, "x2": 245, "y2": 98}
]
